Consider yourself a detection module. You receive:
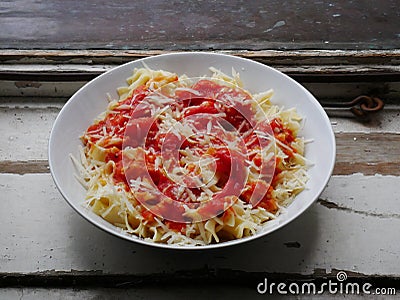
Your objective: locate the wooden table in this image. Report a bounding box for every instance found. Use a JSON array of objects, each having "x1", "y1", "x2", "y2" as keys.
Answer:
[{"x1": 0, "y1": 1, "x2": 399, "y2": 298}]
